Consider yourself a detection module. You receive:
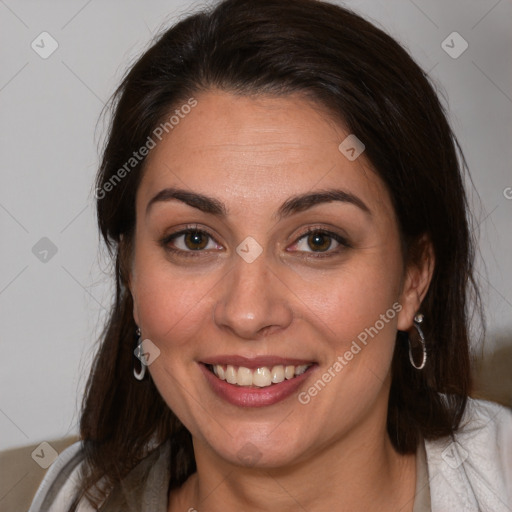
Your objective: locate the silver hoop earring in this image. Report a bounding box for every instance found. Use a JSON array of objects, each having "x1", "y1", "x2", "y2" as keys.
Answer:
[
  {"x1": 133, "y1": 326, "x2": 146, "y2": 381},
  {"x1": 408, "y1": 313, "x2": 427, "y2": 370}
]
